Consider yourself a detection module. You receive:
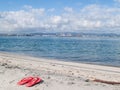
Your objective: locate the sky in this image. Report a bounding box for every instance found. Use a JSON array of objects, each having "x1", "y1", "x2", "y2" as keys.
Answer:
[{"x1": 0, "y1": 0, "x2": 120, "y2": 33}]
